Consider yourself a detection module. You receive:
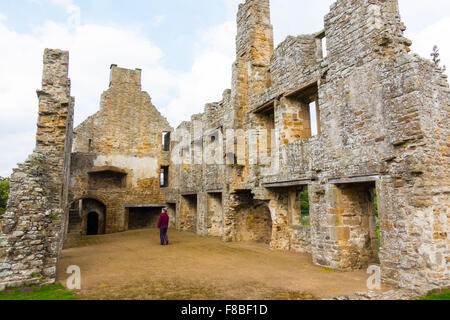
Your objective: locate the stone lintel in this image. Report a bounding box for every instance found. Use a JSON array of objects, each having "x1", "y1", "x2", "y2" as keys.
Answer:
[
  {"x1": 328, "y1": 175, "x2": 380, "y2": 185},
  {"x1": 251, "y1": 98, "x2": 276, "y2": 114},
  {"x1": 123, "y1": 204, "x2": 166, "y2": 208},
  {"x1": 206, "y1": 189, "x2": 223, "y2": 194},
  {"x1": 284, "y1": 77, "x2": 320, "y2": 98},
  {"x1": 88, "y1": 166, "x2": 127, "y2": 174},
  {"x1": 315, "y1": 29, "x2": 325, "y2": 39},
  {"x1": 262, "y1": 179, "x2": 314, "y2": 188},
  {"x1": 181, "y1": 192, "x2": 198, "y2": 196}
]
